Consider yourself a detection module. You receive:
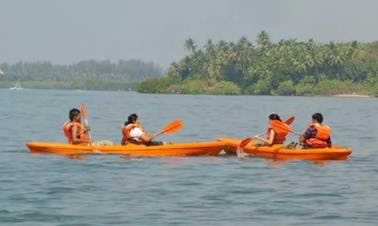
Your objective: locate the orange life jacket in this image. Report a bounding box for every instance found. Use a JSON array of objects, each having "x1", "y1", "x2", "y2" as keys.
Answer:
[
  {"x1": 121, "y1": 123, "x2": 145, "y2": 144},
  {"x1": 266, "y1": 121, "x2": 288, "y2": 144},
  {"x1": 63, "y1": 121, "x2": 89, "y2": 144},
  {"x1": 305, "y1": 123, "x2": 331, "y2": 148}
]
